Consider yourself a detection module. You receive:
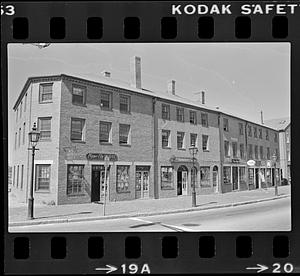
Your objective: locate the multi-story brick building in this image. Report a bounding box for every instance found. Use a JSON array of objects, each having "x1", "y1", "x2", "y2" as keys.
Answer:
[
  {"x1": 265, "y1": 117, "x2": 290, "y2": 184},
  {"x1": 10, "y1": 56, "x2": 282, "y2": 205}
]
